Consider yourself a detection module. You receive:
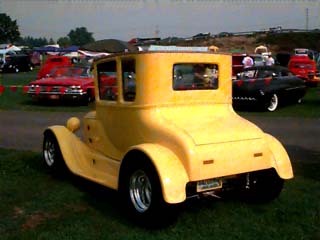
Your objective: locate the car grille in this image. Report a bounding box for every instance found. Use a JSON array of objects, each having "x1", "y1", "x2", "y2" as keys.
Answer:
[{"x1": 28, "y1": 85, "x2": 66, "y2": 94}]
